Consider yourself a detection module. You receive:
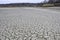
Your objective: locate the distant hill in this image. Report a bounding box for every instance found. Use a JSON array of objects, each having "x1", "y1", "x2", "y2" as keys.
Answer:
[{"x1": 0, "y1": 3, "x2": 43, "y2": 7}]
